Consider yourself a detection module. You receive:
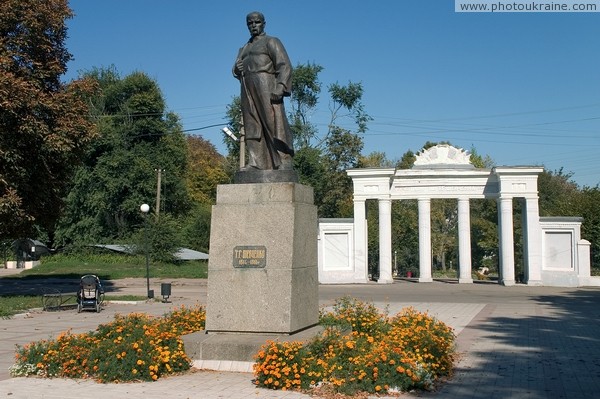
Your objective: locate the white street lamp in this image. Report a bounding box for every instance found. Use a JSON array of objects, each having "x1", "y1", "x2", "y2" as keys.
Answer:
[
  {"x1": 221, "y1": 126, "x2": 238, "y2": 142},
  {"x1": 222, "y1": 126, "x2": 246, "y2": 169}
]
